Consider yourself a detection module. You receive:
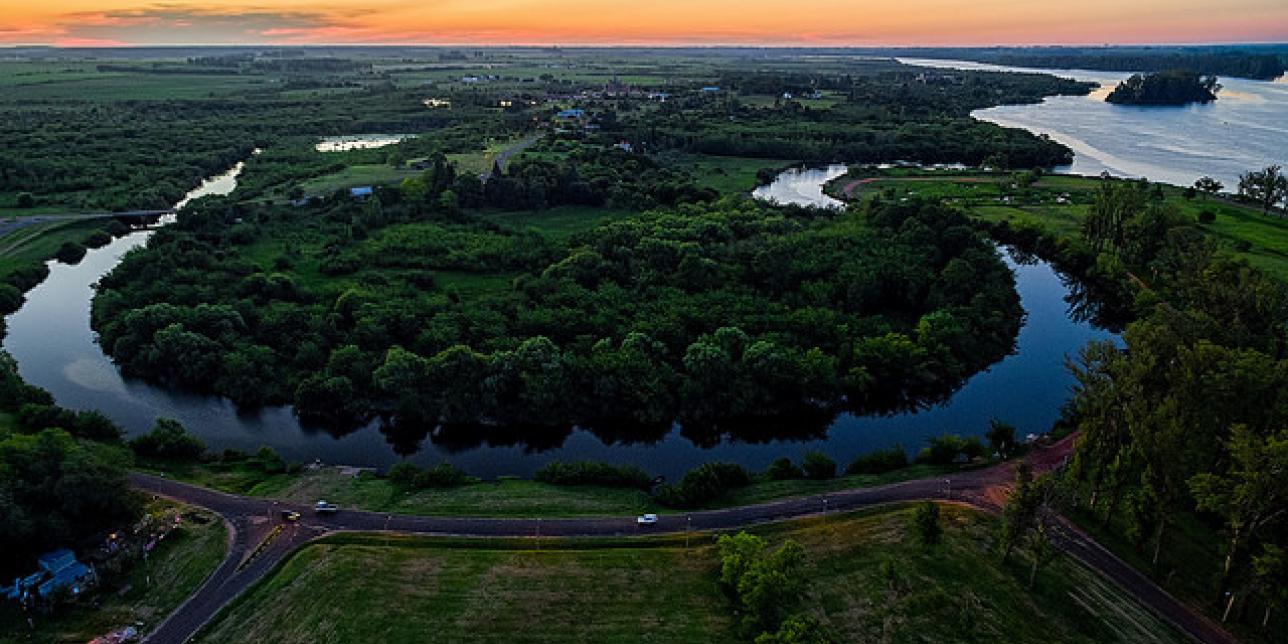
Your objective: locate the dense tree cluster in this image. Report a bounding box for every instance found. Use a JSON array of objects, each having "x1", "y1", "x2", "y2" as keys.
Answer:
[
  {"x1": 1061, "y1": 176, "x2": 1288, "y2": 630},
  {"x1": 92, "y1": 193, "x2": 1022, "y2": 443},
  {"x1": 1105, "y1": 71, "x2": 1220, "y2": 105}
]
